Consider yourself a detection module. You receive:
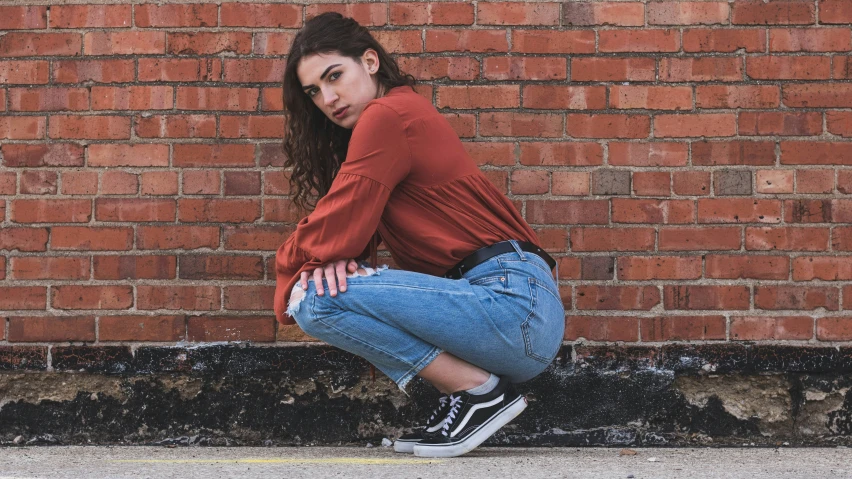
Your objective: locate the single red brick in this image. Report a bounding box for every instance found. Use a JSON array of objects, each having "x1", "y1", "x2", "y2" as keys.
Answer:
[
  {"x1": 755, "y1": 170, "x2": 794, "y2": 194},
  {"x1": 747, "y1": 226, "x2": 829, "y2": 251},
  {"x1": 524, "y1": 85, "x2": 607, "y2": 109},
  {"x1": 706, "y1": 254, "x2": 789, "y2": 279},
  {"x1": 566, "y1": 113, "x2": 650, "y2": 138},
  {"x1": 816, "y1": 317, "x2": 852, "y2": 340},
  {"x1": 219, "y1": 115, "x2": 285, "y2": 139},
  {"x1": 187, "y1": 316, "x2": 276, "y2": 342},
  {"x1": 483, "y1": 56, "x2": 566, "y2": 81},
  {"x1": 0, "y1": 287, "x2": 46, "y2": 309},
  {"x1": 11, "y1": 256, "x2": 90, "y2": 280},
  {"x1": 465, "y1": 142, "x2": 515, "y2": 166},
  {"x1": 182, "y1": 170, "x2": 221, "y2": 195},
  {"x1": 95, "y1": 198, "x2": 176, "y2": 222},
  {"x1": 173, "y1": 144, "x2": 255, "y2": 167},
  {"x1": 511, "y1": 30, "x2": 596, "y2": 53},
  {"x1": 527, "y1": 200, "x2": 608, "y2": 225},
  {"x1": 137, "y1": 225, "x2": 220, "y2": 250},
  {"x1": 224, "y1": 286, "x2": 275, "y2": 310},
  {"x1": 176, "y1": 87, "x2": 259, "y2": 111},
  {"x1": 371, "y1": 30, "x2": 424, "y2": 54},
  {"x1": 52, "y1": 285, "x2": 133, "y2": 310},
  {"x1": 48, "y1": 115, "x2": 130, "y2": 140},
  {"x1": 91, "y1": 86, "x2": 173, "y2": 110},
  {"x1": 139, "y1": 58, "x2": 222, "y2": 83},
  {"x1": 609, "y1": 86, "x2": 692, "y2": 110},
  {"x1": 565, "y1": 316, "x2": 638, "y2": 342},
  {"x1": 673, "y1": 171, "x2": 711, "y2": 196},
  {"x1": 693, "y1": 140, "x2": 776, "y2": 166},
  {"x1": 697, "y1": 198, "x2": 781, "y2": 223},
  {"x1": 84, "y1": 31, "x2": 165, "y2": 55},
  {"x1": 2, "y1": 143, "x2": 84, "y2": 167},
  {"x1": 820, "y1": 0, "x2": 852, "y2": 23},
  {"x1": 94, "y1": 255, "x2": 176, "y2": 280},
  {"x1": 391, "y1": 2, "x2": 475, "y2": 25},
  {"x1": 599, "y1": 29, "x2": 681, "y2": 52},
  {"x1": 12, "y1": 199, "x2": 91, "y2": 223},
  {"x1": 732, "y1": 316, "x2": 813, "y2": 340},
  {"x1": 399, "y1": 56, "x2": 480, "y2": 81},
  {"x1": 167, "y1": 32, "x2": 252, "y2": 56},
  {"x1": 135, "y1": 114, "x2": 217, "y2": 138},
  {"x1": 740, "y1": 111, "x2": 822, "y2": 136},
  {"x1": 659, "y1": 227, "x2": 741, "y2": 250},
  {"x1": 732, "y1": 0, "x2": 815, "y2": 25},
  {"x1": 477, "y1": 2, "x2": 560, "y2": 25},
  {"x1": 179, "y1": 199, "x2": 260, "y2": 223},
  {"x1": 100, "y1": 171, "x2": 138, "y2": 195},
  {"x1": 224, "y1": 226, "x2": 290, "y2": 251},
  {"x1": 480, "y1": 112, "x2": 562, "y2": 137},
  {"x1": 783, "y1": 85, "x2": 852, "y2": 108},
  {"x1": 647, "y1": 2, "x2": 729, "y2": 25},
  {"x1": 683, "y1": 28, "x2": 765, "y2": 52},
  {"x1": 307, "y1": 3, "x2": 387, "y2": 26},
  {"x1": 0, "y1": 117, "x2": 46, "y2": 139},
  {"x1": 793, "y1": 256, "x2": 852, "y2": 280},
  {"x1": 609, "y1": 142, "x2": 688, "y2": 167},
  {"x1": 8, "y1": 316, "x2": 95, "y2": 342},
  {"x1": 0, "y1": 33, "x2": 82, "y2": 57},
  {"x1": 261, "y1": 87, "x2": 284, "y2": 112},
  {"x1": 755, "y1": 286, "x2": 839, "y2": 310},
  {"x1": 552, "y1": 172, "x2": 591, "y2": 196},
  {"x1": 0, "y1": 228, "x2": 49, "y2": 252},
  {"x1": 51, "y1": 226, "x2": 133, "y2": 251},
  {"x1": 660, "y1": 57, "x2": 742, "y2": 82},
  {"x1": 827, "y1": 112, "x2": 852, "y2": 137},
  {"x1": 0, "y1": 171, "x2": 15, "y2": 194},
  {"x1": 769, "y1": 28, "x2": 851, "y2": 52},
  {"x1": 511, "y1": 170, "x2": 550, "y2": 195},
  {"x1": 612, "y1": 198, "x2": 695, "y2": 224},
  {"x1": 633, "y1": 171, "x2": 671, "y2": 196},
  {"x1": 20, "y1": 171, "x2": 57, "y2": 195},
  {"x1": 223, "y1": 58, "x2": 286, "y2": 83},
  {"x1": 781, "y1": 141, "x2": 852, "y2": 165},
  {"x1": 437, "y1": 85, "x2": 520, "y2": 109},
  {"x1": 53, "y1": 59, "x2": 134, "y2": 83},
  {"x1": 220, "y1": 3, "x2": 302, "y2": 28},
  {"x1": 617, "y1": 256, "x2": 701, "y2": 280},
  {"x1": 641, "y1": 315, "x2": 727, "y2": 341},
  {"x1": 696, "y1": 85, "x2": 780, "y2": 108},
  {"x1": 99, "y1": 315, "x2": 185, "y2": 342},
  {"x1": 665, "y1": 285, "x2": 750, "y2": 310},
  {"x1": 655, "y1": 113, "x2": 737, "y2": 138},
  {"x1": 50, "y1": 4, "x2": 130, "y2": 28},
  {"x1": 9, "y1": 87, "x2": 89, "y2": 112},
  {"x1": 570, "y1": 227, "x2": 656, "y2": 251},
  {"x1": 747, "y1": 56, "x2": 832, "y2": 80},
  {"x1": 141, "y1": 171, "x2": 178, "y2": 196},
  {"x1": 796, "y1": 169, "x2": 835, "y2": 193},
  {"x1": 576, "y1": 285, "x2": 660, "y2": 310},
  {"x1": 137, "y1": 285, "x2": 221, "y2": 310},
  {"x1": 0, "y1": 6, "x2": 46, "y2": 29},
  {"x1": 563, "y1": 2, "x2": 644, "y2": 26},
  {"x1": 0, "y1": 60, "x2": 49, "y2": 84},
  {"x1": 135, "y1": 3, "x2": 217, "y2": 27},
  {"x1": 571, "y1": 57, "x2": 656, "y2": 82}
]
